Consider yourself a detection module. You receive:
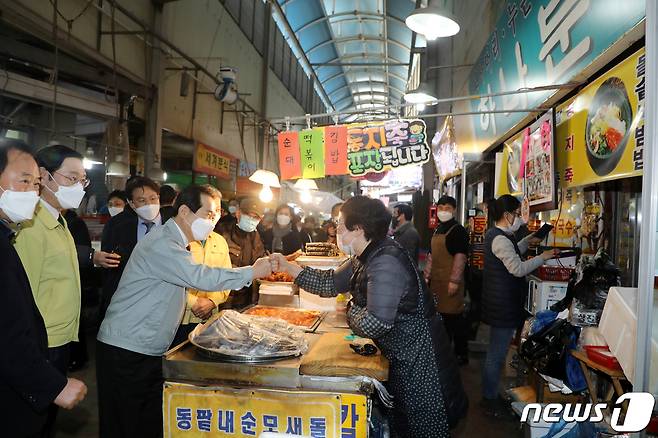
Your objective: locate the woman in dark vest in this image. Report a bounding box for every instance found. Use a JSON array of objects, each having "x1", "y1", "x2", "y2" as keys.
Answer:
[
  {"x1": 271, "y1": 196, "x2": 467, "y2": 437},
  {"x1": 481, "y1": 195, "x2": 556, "y2": 416}
]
